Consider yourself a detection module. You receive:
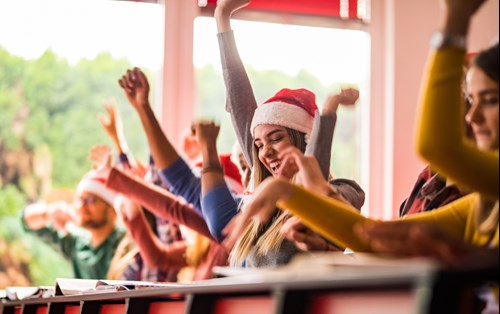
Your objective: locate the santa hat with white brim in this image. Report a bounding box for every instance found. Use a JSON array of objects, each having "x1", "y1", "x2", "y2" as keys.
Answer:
[
  {"x1": 250, "y1": 88, "x2": 318, "y2": 137},
  {"x1": 76, "y1": 170, "x2": 117, "y2": 206}
]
